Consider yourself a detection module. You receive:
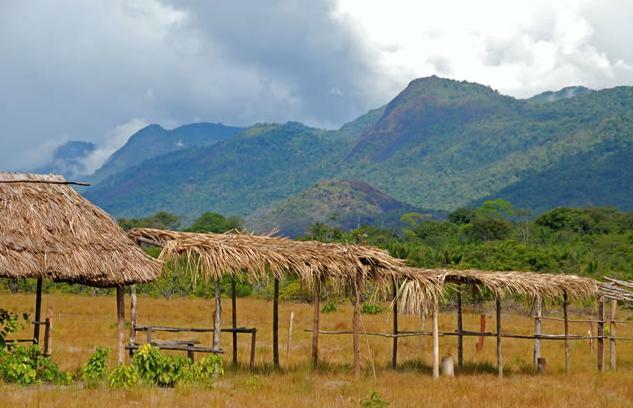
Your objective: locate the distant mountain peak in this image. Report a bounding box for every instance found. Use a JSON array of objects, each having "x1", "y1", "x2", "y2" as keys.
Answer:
[
  {"x1": 527, "y1": 86, "x2": 593, "y2": 104},
  {"x1": 35, "y1": 140, "x2": 96, "y2": 179}
]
